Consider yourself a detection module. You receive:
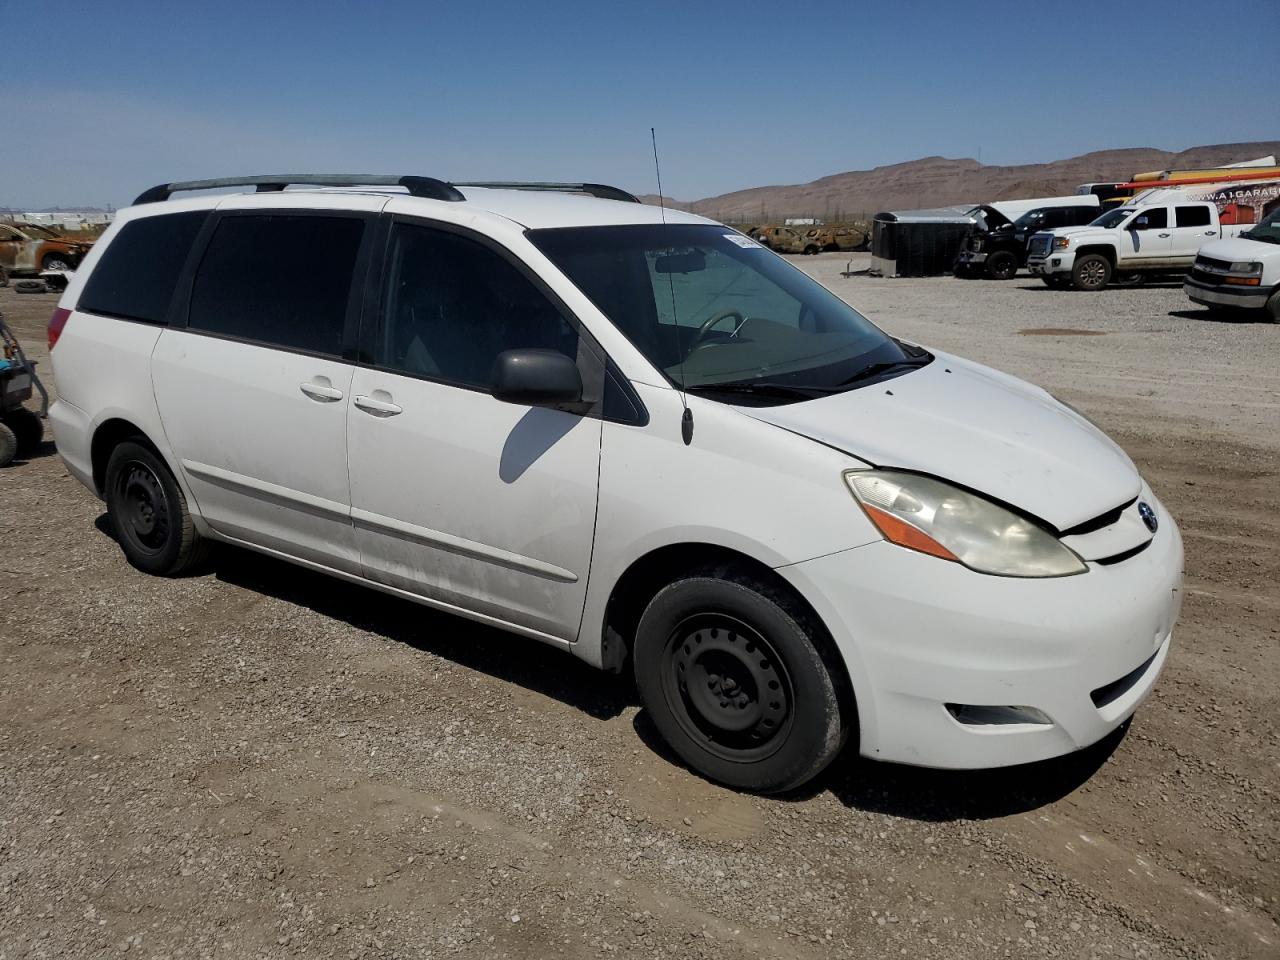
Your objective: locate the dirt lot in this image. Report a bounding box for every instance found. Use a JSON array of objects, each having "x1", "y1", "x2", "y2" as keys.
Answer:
[{"x1": 1, "y1": 262, "x2": 1276, "y2": 960}]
